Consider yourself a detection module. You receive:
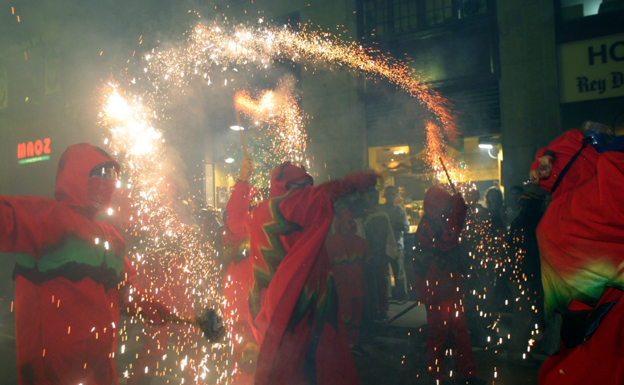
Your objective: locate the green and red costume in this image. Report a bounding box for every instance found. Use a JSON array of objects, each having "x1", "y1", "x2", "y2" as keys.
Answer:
[
  {"x1": 0, "y1": 143, "x2": 162, "y2": 385},
  {"x1": 530, "y1": 129, "x2": 624, "y2": 384},
  {"x1": 249, "y1": 163, "x2": 376, "y2": 385}
]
